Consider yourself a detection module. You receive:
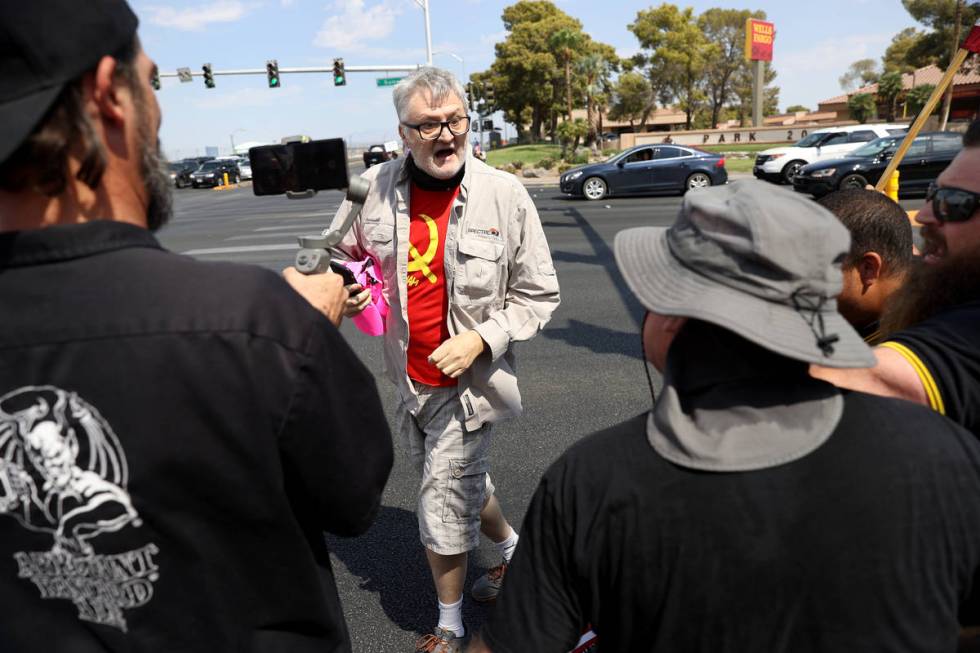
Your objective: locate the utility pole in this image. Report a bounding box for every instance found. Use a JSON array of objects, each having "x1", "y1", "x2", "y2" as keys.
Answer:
[
  {"x1": 939, "y1": 0, "x2": 965, "y2": 131},
  {"x1": 415, "y1": 0, "x2": 433, "y2": 66}
]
